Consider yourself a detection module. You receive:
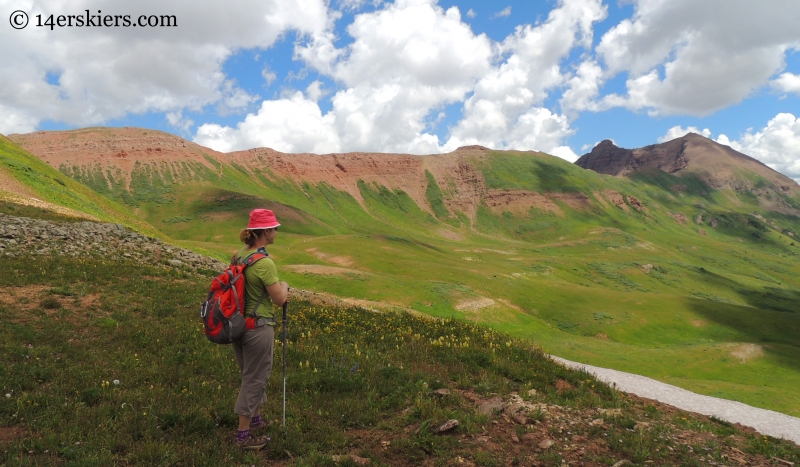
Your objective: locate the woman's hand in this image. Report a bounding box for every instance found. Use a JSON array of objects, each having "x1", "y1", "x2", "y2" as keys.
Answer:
[{"x1": 267, "y1": 281, "x2": 291, "y2": 306}]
